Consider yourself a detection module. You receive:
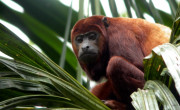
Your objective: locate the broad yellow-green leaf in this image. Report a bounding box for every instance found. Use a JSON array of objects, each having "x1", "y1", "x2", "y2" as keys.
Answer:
[
  {"x1": 131, "y1": 89, "x2": 159, "y2": 110},
  {"x1": 144, "y1": 80, "x2": 180, "y2": 110}
]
